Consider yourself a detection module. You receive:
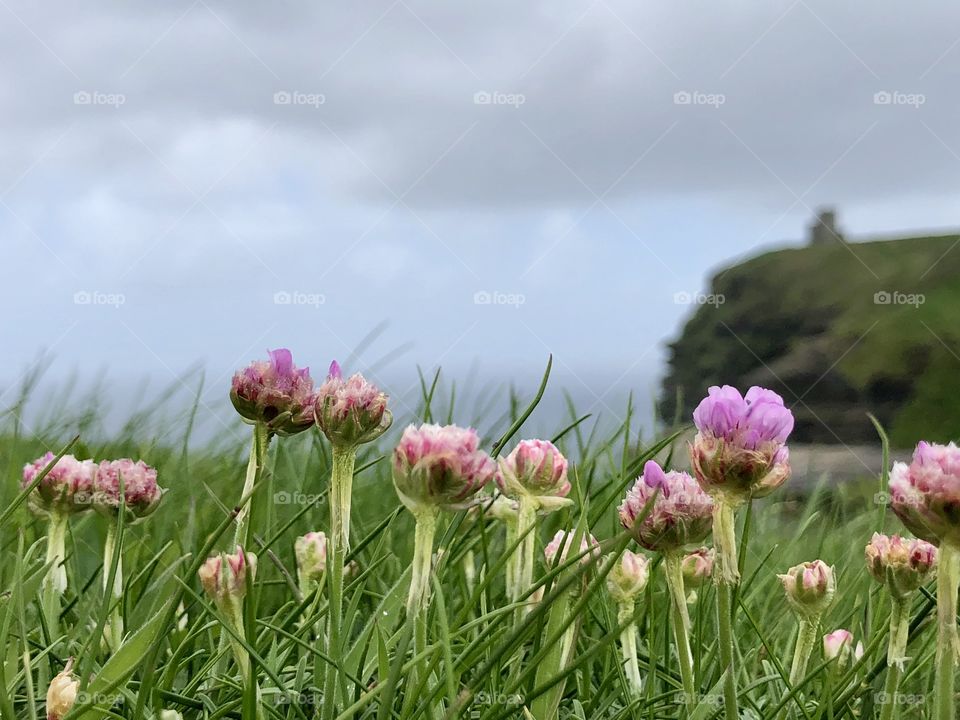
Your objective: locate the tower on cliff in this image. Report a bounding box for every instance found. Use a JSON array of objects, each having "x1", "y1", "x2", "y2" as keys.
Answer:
[{"x1": 809, "y1": 207, "x2": 844, "y2": 245}]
